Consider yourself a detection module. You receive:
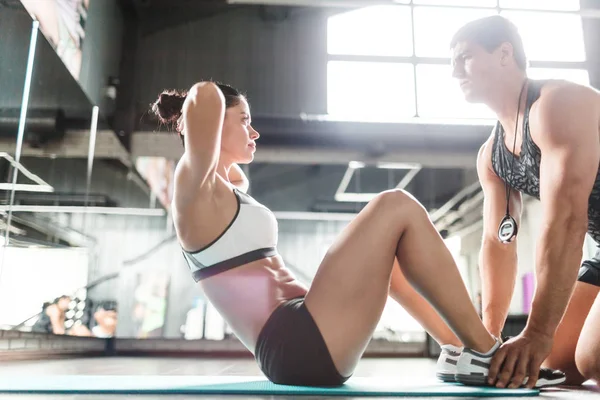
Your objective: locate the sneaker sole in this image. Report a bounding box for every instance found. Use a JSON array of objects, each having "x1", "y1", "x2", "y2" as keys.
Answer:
[
  {"x1": 455, "y1": 373, "x2": 489, "y2": 386},
  {"x1": 535, "y1": 377, "x2": 567, "y2": 388},
  {"x1": 436, "y1": 372, "x2": 456, "y2": 382},
  {"x1": 456, "y1": 374, "x2": 567, "y2": 388}
]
